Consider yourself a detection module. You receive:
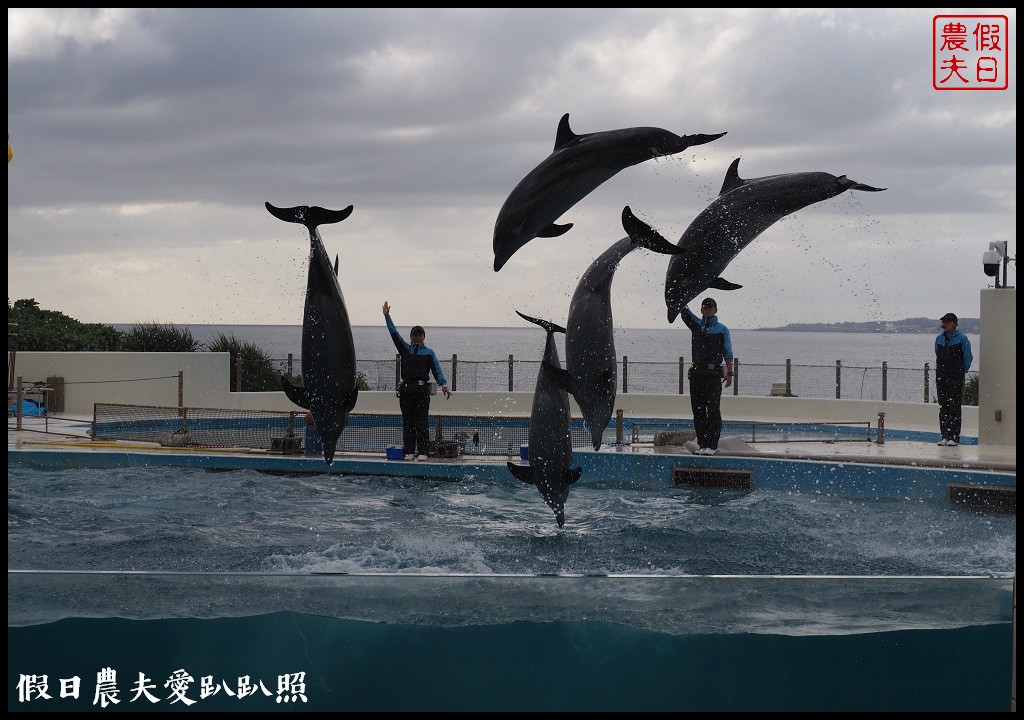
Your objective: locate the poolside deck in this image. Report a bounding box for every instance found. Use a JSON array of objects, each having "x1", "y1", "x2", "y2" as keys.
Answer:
[{"x1": 9, "y1": 413, "x2": 1016, "y2": 476}]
